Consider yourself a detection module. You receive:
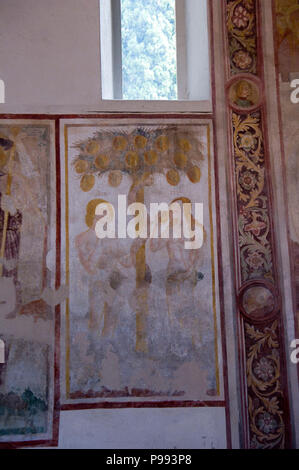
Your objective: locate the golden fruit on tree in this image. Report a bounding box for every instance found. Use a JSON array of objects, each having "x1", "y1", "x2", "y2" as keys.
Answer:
[
  {"x1": 80, "y1": 174, "x2": 95, "y2": 192},
  {"x1": 108, "y1": 170, "x2": 122, "y2": 187},
  {"x1": 113, "y1": 136, "x2": 127, "y2": 151},
  {"x1": 178, "y1": 138, "x2": 192, "y2": 152},
  {"x1": 144, "y1": 150, "x2": 158, "y2": 165},
  {"x1": 174, "y1": 152, "x2": 187, "y2": 169},
  {"x1": 125, "y1": 151, "x2": 139, "y2": 168},
  {"x1": 166, "y1": 169, "x2": 180, "y2": 186},
  {"x1": 134, "y1": 135, "x2": 147, "y2": 149},
  {"x1": 94, "y1": 154, "x2": 109, "y2": 169},
  {"x1": 187, "y1": 166, "x2": 201, "y2": 183},
  {"x1": 75, "y1": 159, "x2": 89, "y2": 174},
  {"x1": 86, "y1": 141, "x2": 100, "y2": 155},
  {"x1": 156, "y1": 135, "x2": 169, "y2": 152}
]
